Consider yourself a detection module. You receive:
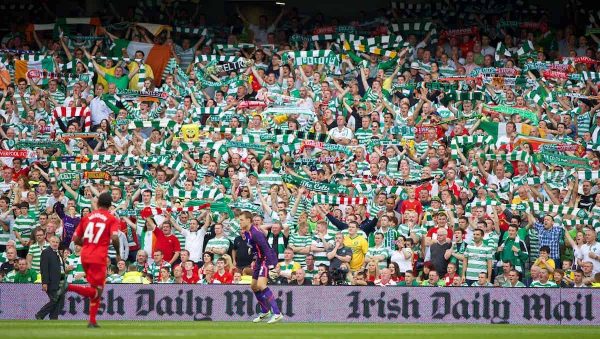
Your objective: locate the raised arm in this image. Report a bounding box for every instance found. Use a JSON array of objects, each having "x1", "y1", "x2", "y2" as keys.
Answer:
[
  {"x1": 59, "y1": 34, "x2": 73, "y2": 61},
  {"x1": 85, "y1": 49, "x2": 106, "y2": 78},
  {"x1": 127, "y1": 62, "x2": 140, "y2": 80}
]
